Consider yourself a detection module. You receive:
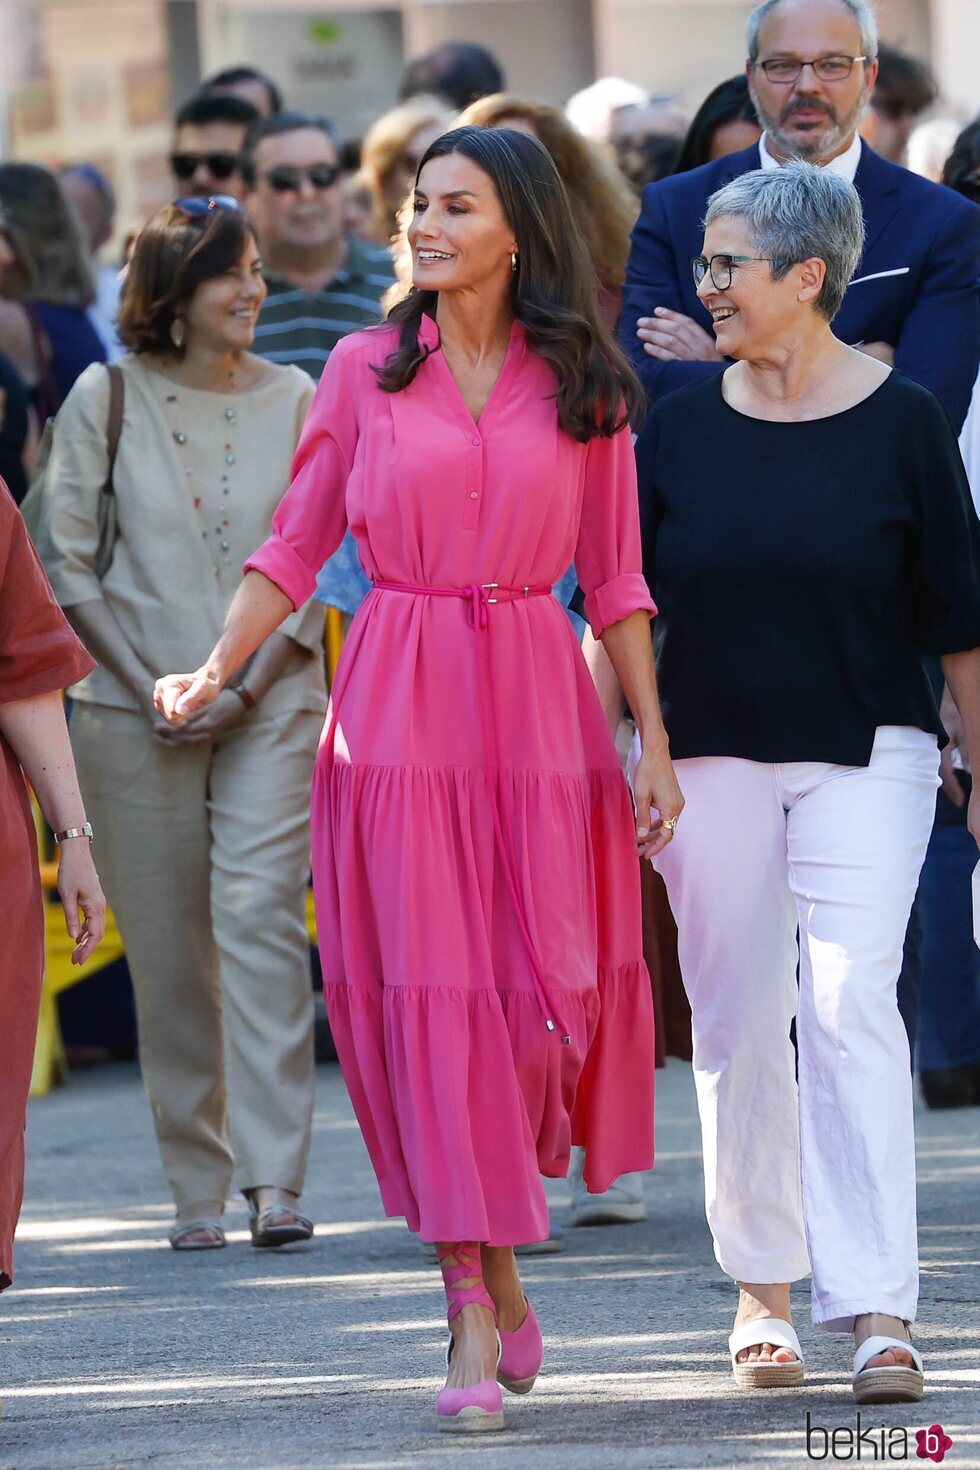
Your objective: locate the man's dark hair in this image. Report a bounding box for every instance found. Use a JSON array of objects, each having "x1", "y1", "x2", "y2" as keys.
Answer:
[
  {"x1": 204, "y1": 65, "x2": 283, "y2": 116},
  {"x1": 60, "y1": 161, "x2": 116, "y2": 216},
  {"x1": 674, "y1": 76, "x2": 759, "y2": 174},
  {"x1": 942, "y1": 116, "x2": 980, "y2": 201},
  {"x1": 240, "y1": 112, "x2": 339, "y2": 186},
  {"x1": 399, "y1": 42, "x2": 504, "y2": 111},
  {"x1": 872, "y1": 44, "x2": 937, "y2": 120},
  {"x1": 174, "y1": 91, "x2": 260, "y2": 133}
]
